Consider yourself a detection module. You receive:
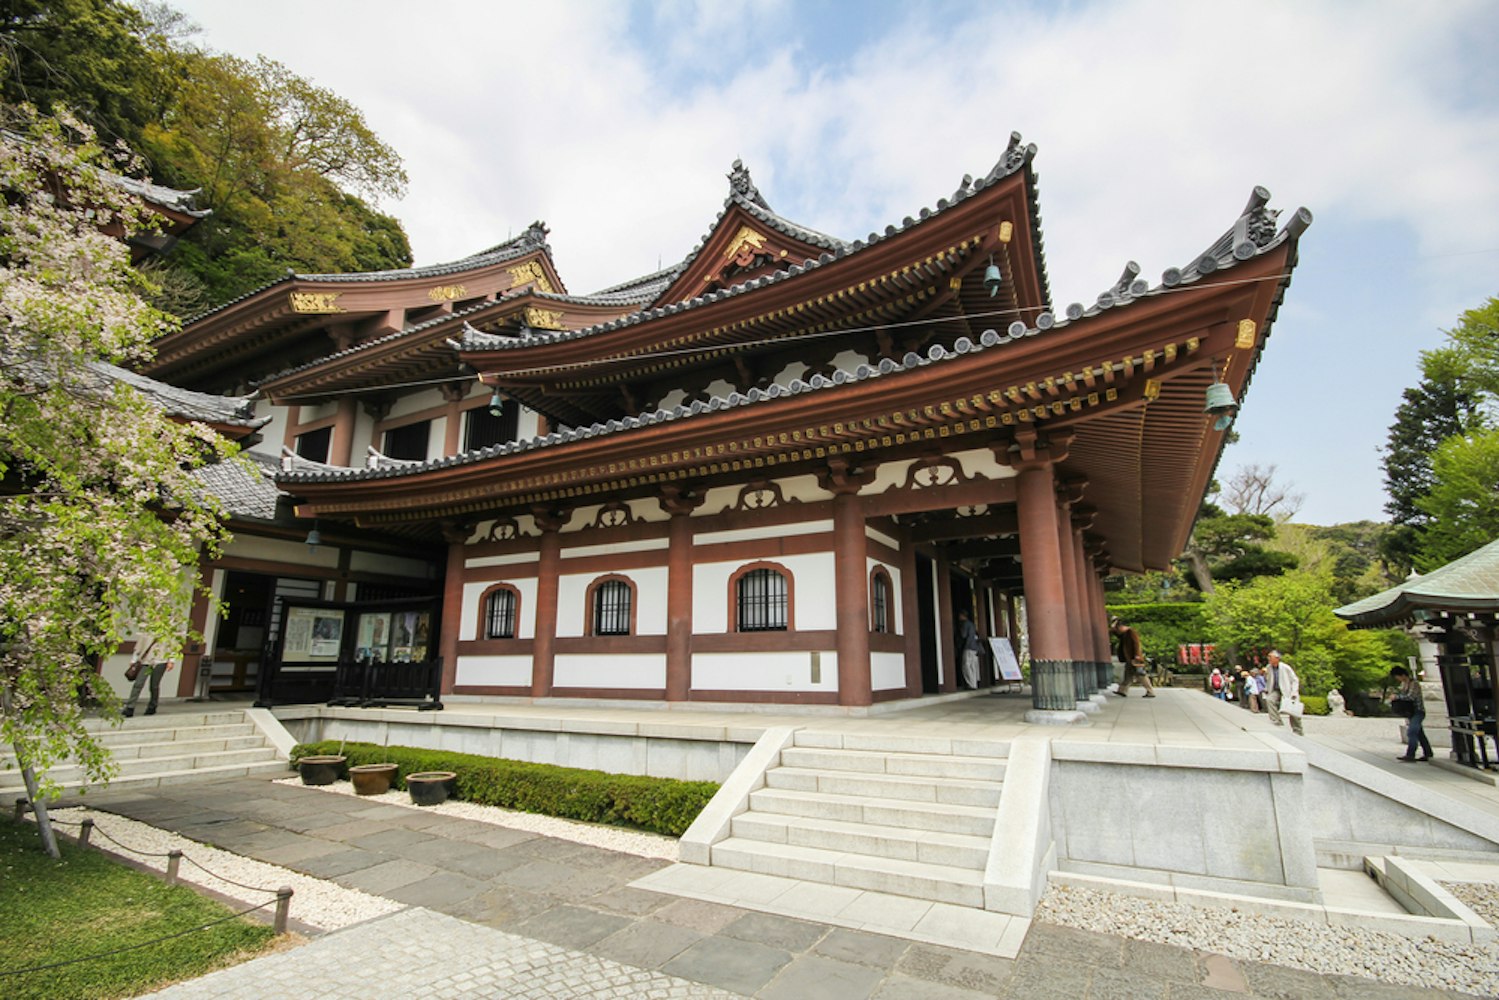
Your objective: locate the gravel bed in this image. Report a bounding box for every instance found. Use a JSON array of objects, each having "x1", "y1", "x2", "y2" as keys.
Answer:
[
  {"x1": 34, "y1": 807, "x2": 401, "y2": 932},
  {"x1": 1445, "y1": 882, "x2": 1499, "y2": 928},
  {"x1": 274, "y1": 776, "x2": 679, "y2": 861},
  {"x1": 1036, "y1": 883, "x2": 1499, "y2": 997}
]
